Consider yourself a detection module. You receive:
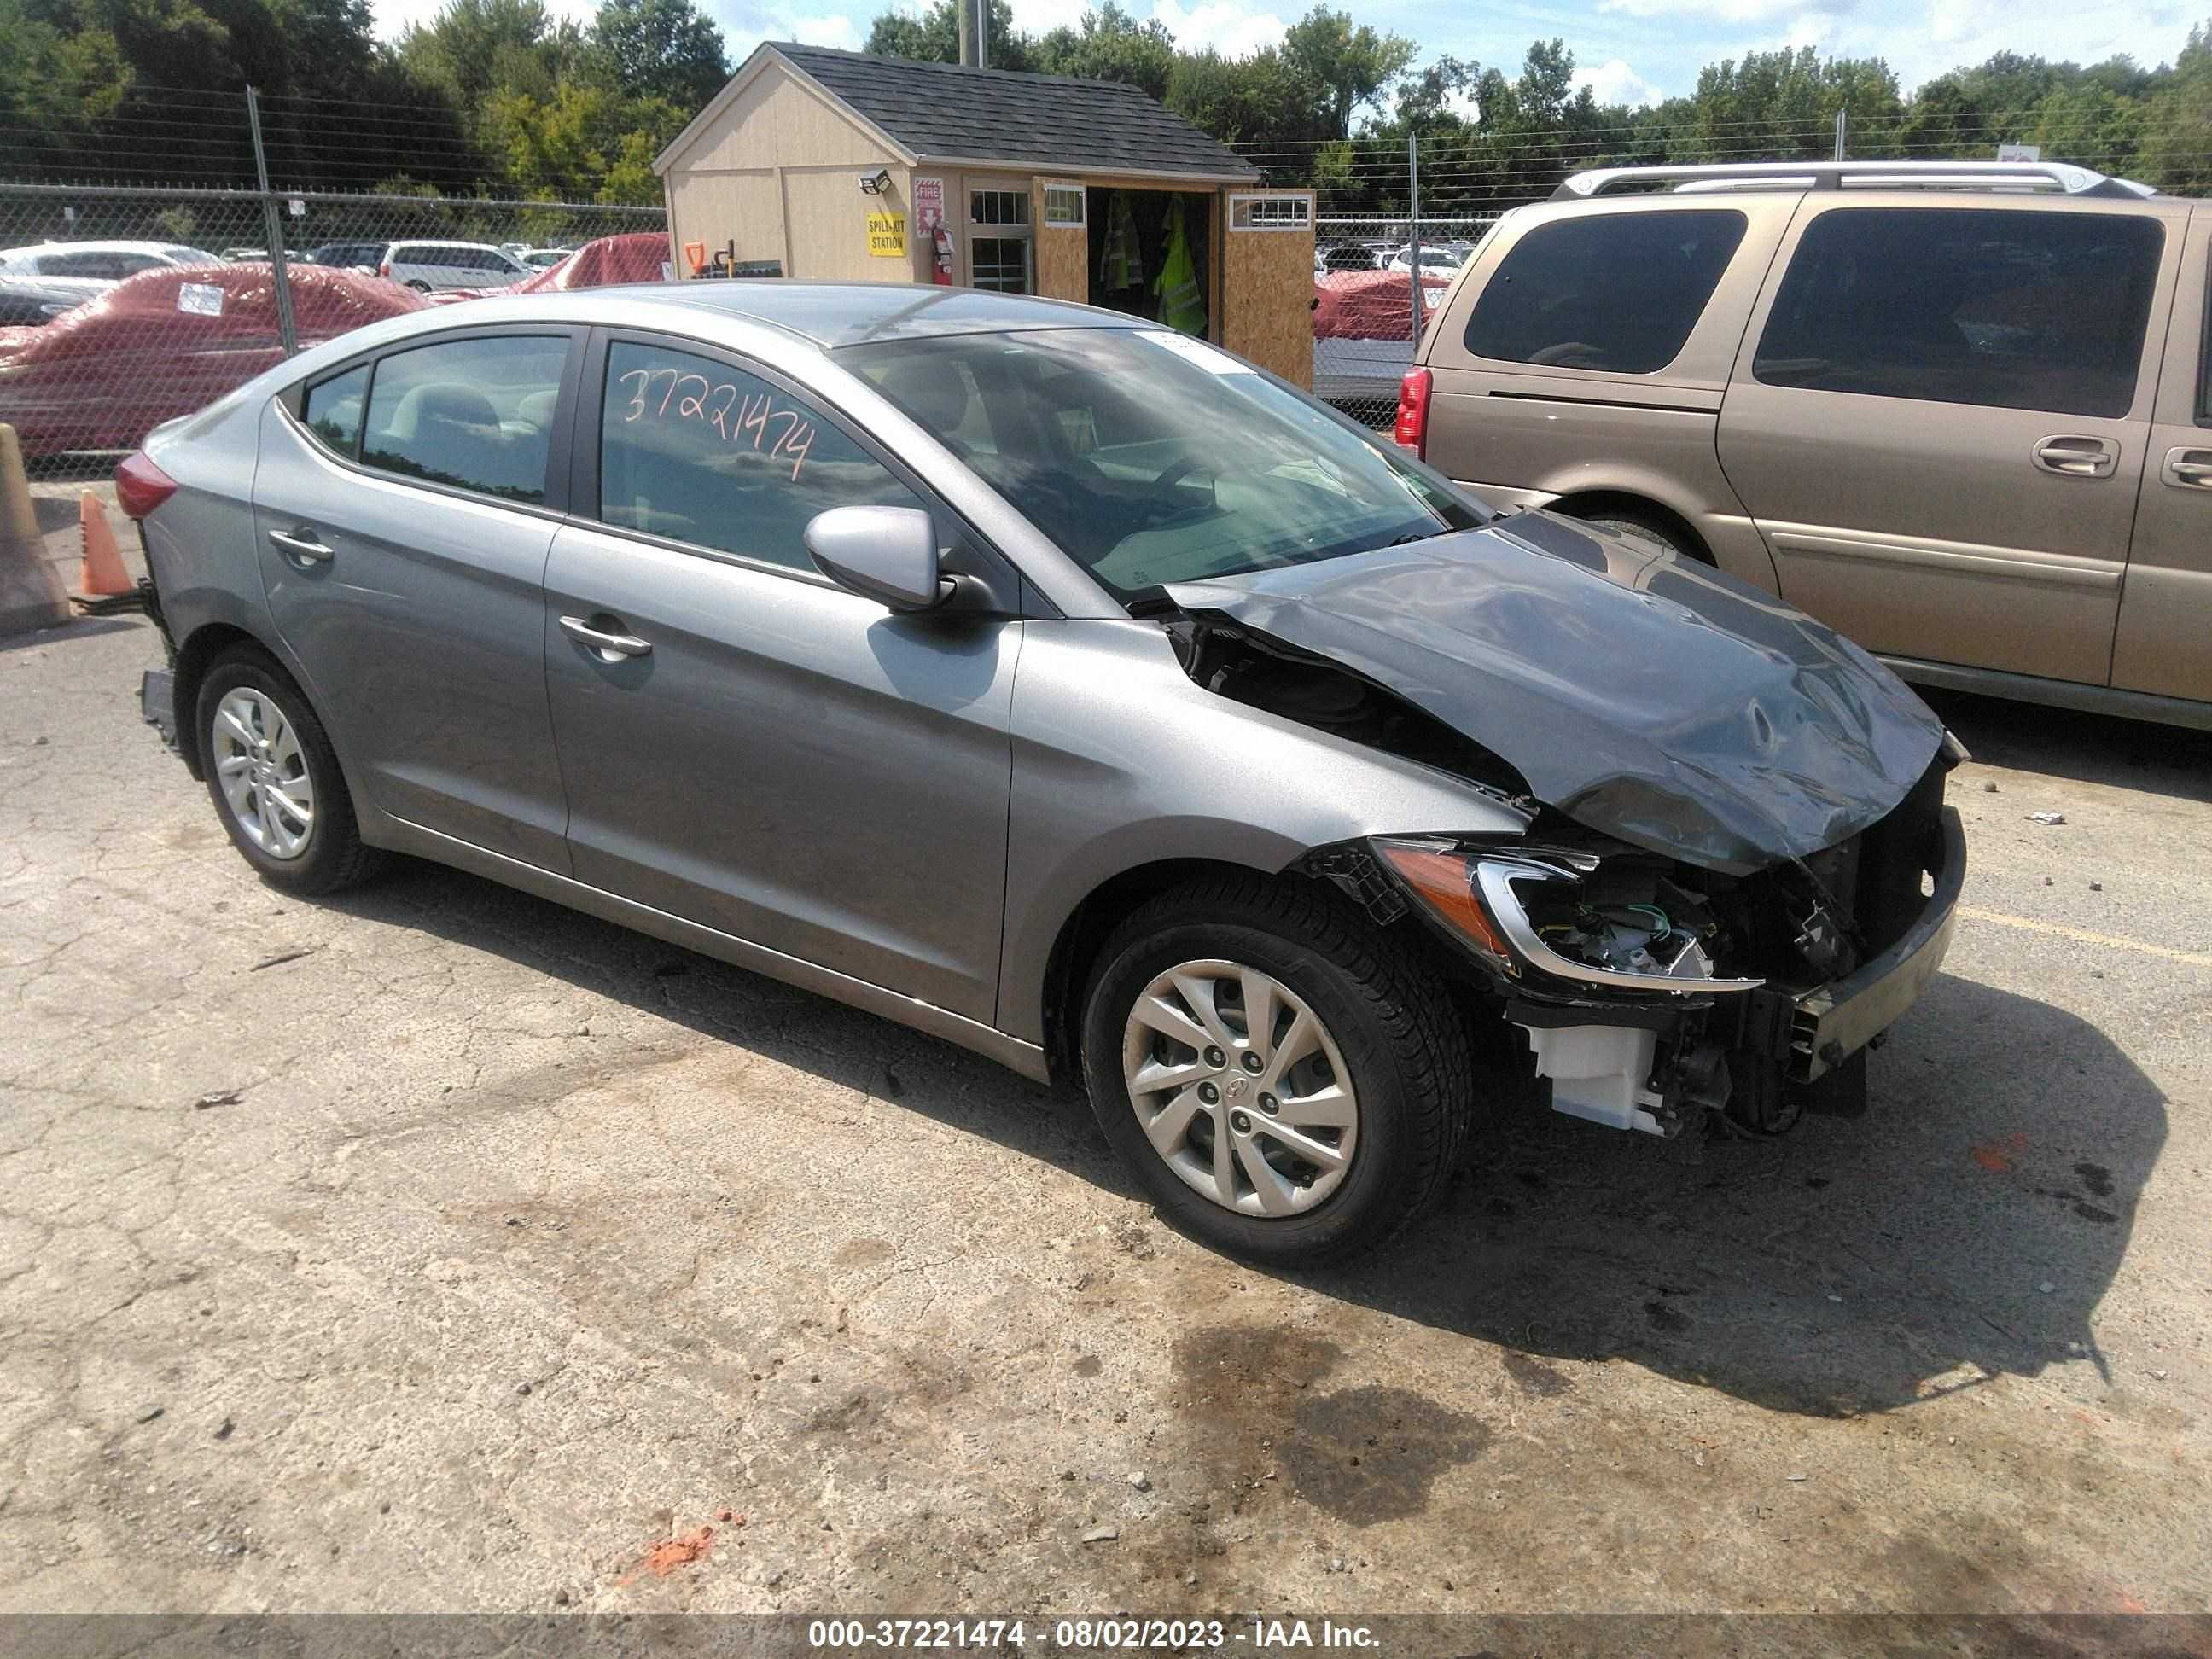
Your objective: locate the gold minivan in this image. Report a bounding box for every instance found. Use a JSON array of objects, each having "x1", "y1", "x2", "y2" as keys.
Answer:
[{"x1": 1397, "y1": 160, "x2": 2212, "y2": 728}]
